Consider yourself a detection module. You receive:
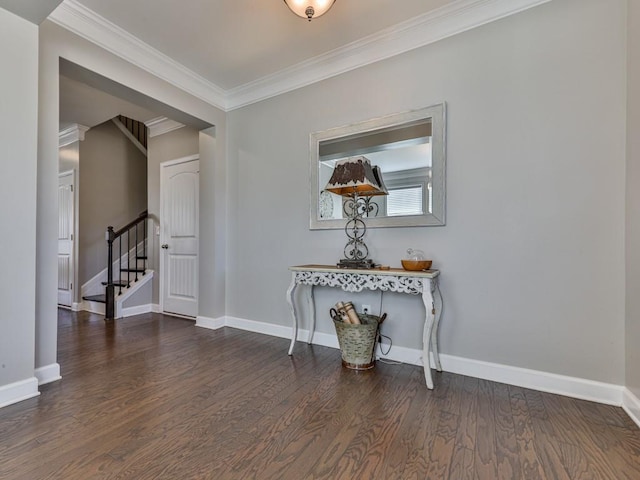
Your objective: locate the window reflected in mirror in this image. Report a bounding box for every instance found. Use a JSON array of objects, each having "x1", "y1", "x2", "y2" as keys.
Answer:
[{"x1": 310, "y1": 104, "x2": 445, "y2": 229}]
